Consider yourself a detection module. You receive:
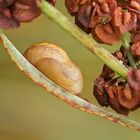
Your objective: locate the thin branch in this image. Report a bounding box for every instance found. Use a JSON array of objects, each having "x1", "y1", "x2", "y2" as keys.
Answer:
[
  {"x1": 39, "y1": 0, "x2": 128, "y2": 78},
  {"x1": 122, "y1": 33, "x2": 137, "y2": 69},
  {"x1": 0, "y1": 29, "x2": 140, "y2": 132}
]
